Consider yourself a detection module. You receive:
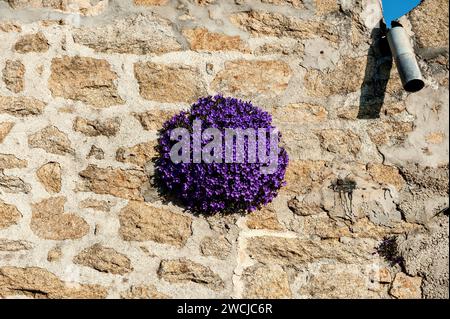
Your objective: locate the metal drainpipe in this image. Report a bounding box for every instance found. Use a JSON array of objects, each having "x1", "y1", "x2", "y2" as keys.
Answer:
[{"x1": 387, "y1": 23, "x2": 425, "y2": 92}]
